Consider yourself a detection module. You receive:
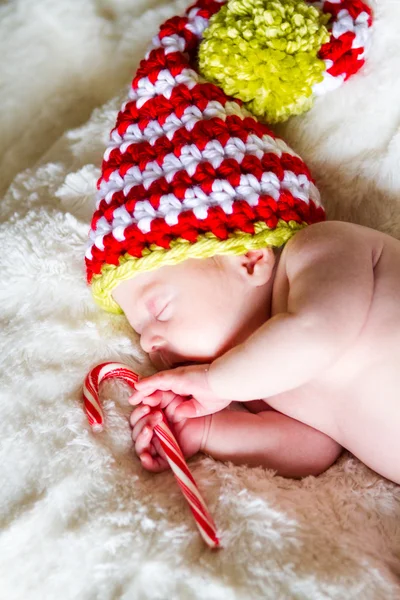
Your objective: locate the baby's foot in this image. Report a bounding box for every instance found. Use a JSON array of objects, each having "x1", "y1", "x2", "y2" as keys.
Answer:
[{"x1": 130, "y1": 403, "x2": 206, "y2": 473}]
